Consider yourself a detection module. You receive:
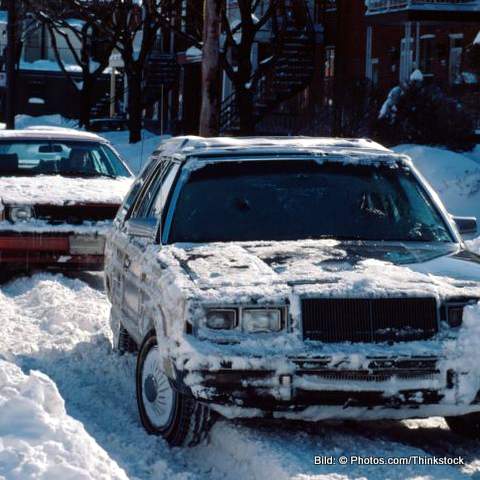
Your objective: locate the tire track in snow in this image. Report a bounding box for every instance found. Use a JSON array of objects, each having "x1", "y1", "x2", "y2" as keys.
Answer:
[
  {"x1": 2, "y1": 274, "x2": 480, "y2": 480},
  {"x1": 188, "y1": 418, "x2": 480, "y2": 480}
]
